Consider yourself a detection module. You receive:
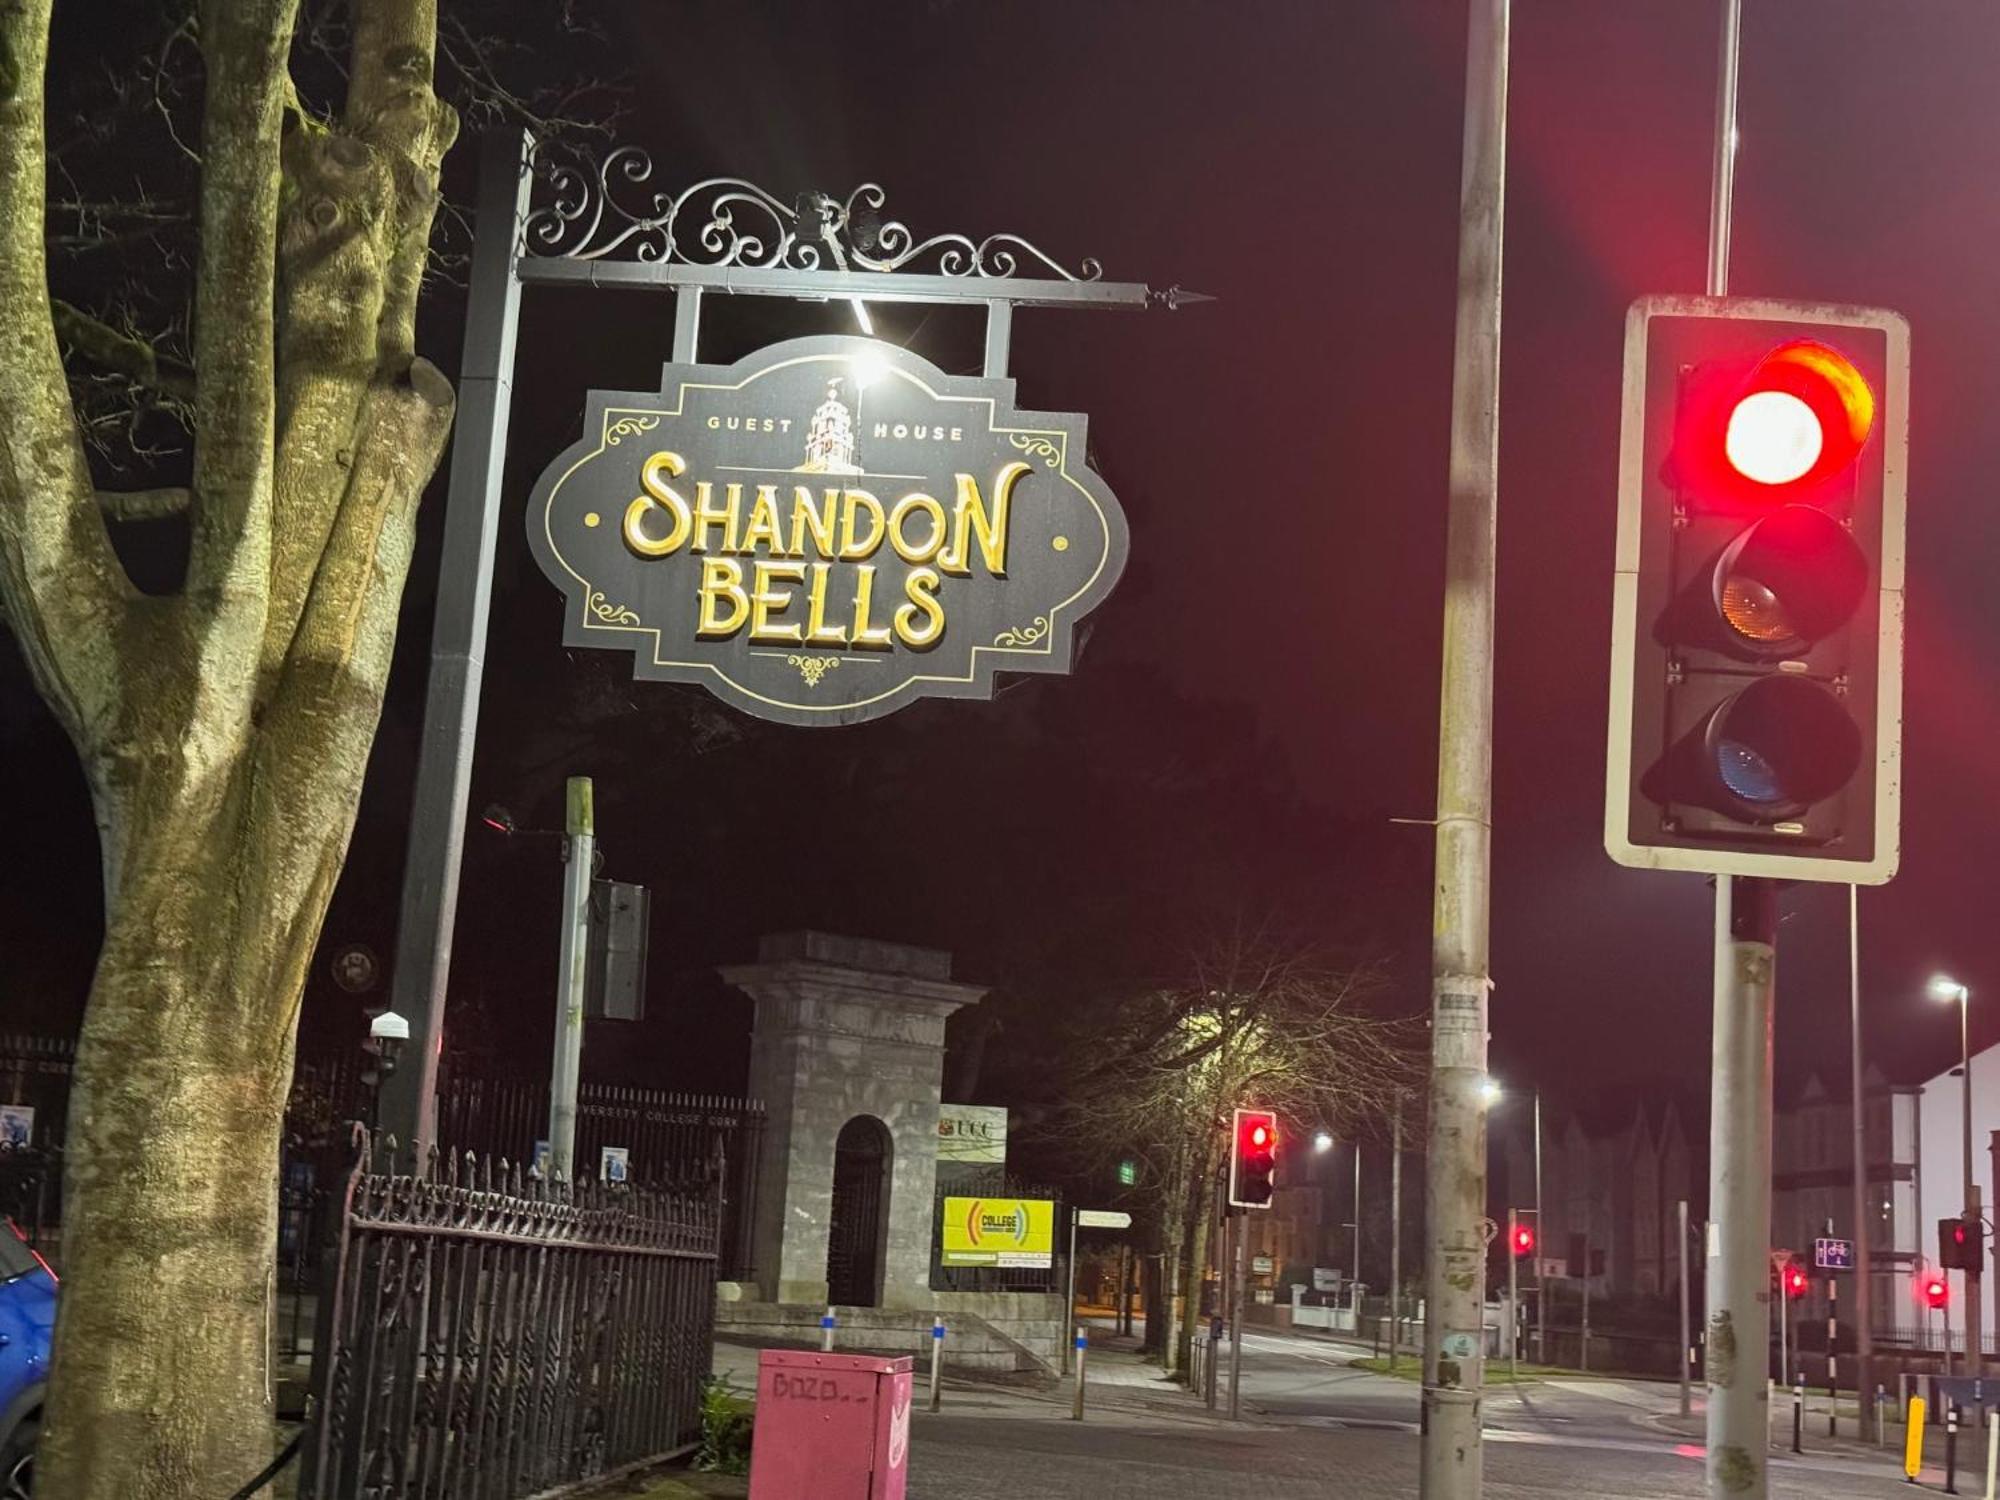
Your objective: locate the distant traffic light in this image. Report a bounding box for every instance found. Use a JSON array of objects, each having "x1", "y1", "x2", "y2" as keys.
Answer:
[
  {"x1": 1228, "y1": 1107, "x2": 1278, "y2": 1210},
  {"x1": 1925, "y1": 1275, "x2": 1951, "y2": 1311},
  {"x1": 1511, "y1": 1222, "x2": 1536, "y2": 1258},
  {"x1": 1941, "y1": 1216, "x2": 1976, "y2": 1272},
  {"x1": 1940, "y1": 1214, "x2": 1983, "y2": 1276},
  {"x1": 1605, "y1": 297, "x2": 1907, "y2": 883},
  {"x1": 1782, "y1": 1262, "x2": 1808, "y2": 1300}
]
